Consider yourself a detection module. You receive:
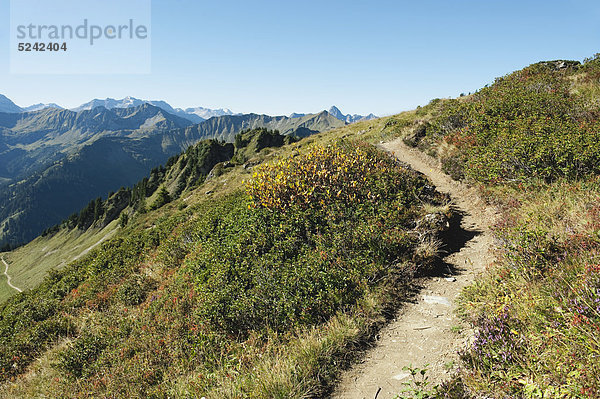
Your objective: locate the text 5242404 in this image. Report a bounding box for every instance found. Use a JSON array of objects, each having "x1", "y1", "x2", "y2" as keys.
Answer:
[{"x1": 18, "y1": 42, "x2": 67, "y2": 52}]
